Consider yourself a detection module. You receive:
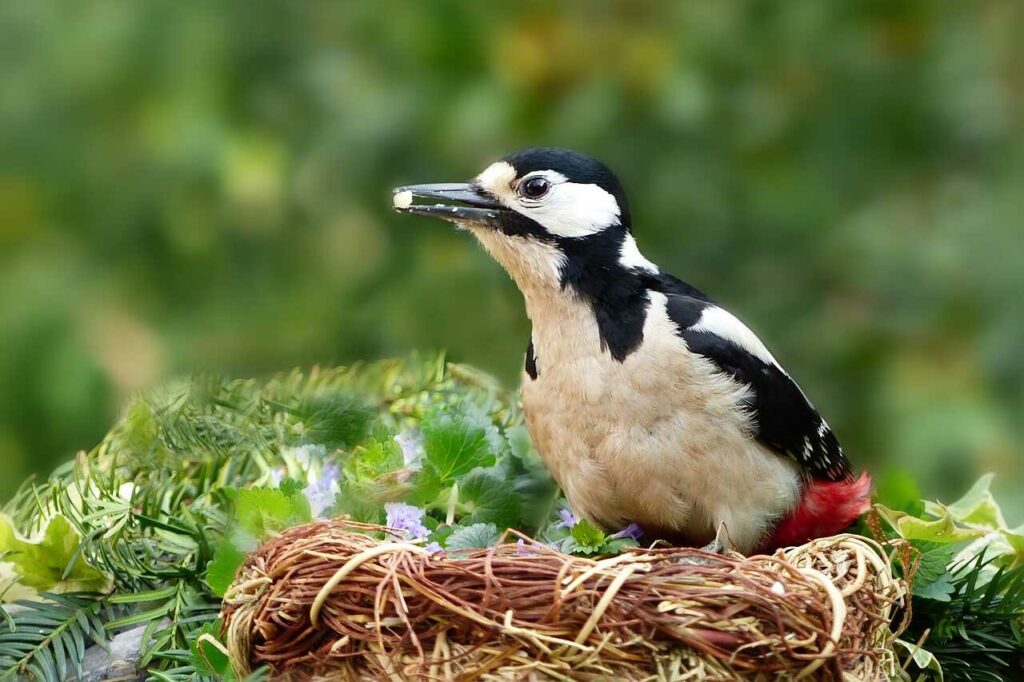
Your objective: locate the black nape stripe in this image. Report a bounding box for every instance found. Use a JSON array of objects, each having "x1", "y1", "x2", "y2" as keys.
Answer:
[
  {"x1": 525, "y1": 340, "x2": 539, "y2": 380},
  {"x1": 557, "y1": 228, "x2": 649, "y2": 362},
  {"x1": 553, "y1": 230, "x2": 715, "y2": 363}
]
